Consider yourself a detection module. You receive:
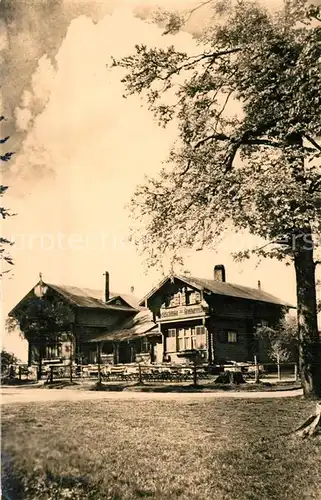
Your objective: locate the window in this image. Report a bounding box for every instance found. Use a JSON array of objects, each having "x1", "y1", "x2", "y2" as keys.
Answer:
[
  {"x1": 191, "y1": 327, "x2": 197, "y2": 349},
  {"x1": 167, "y1": 329, "x2": 177, "y2": 352},
  {"x1": 195, "y1": 326, "x2": 206, "y2": 349},
  {"x1": 173, "y1": 293, "x2": 180, "y2": 306},
  {"x1": 184, "y1": 328, "x2": 191, "y2": 350},
  {"x1": 178, "y1": 328, "x2": 185, "y2": 351},
  {"x1": 227, "y1": 332, "x2": 238, "y2": 343},
  {"x1": 45, "y1": 344, "x2": 62, "y2": 359},
  {"x1": 178, "y1": 328, "x2": 195, "y2": 351},
  {"x1": 167, "y1": 326, "x2": 207, "y2": 352},
  {"x1": 180, "y1": 290, "x2": 186, "y2": 306},
  {"x1": 141, "y1": 337, "x2": 150, "y2": 354}
]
